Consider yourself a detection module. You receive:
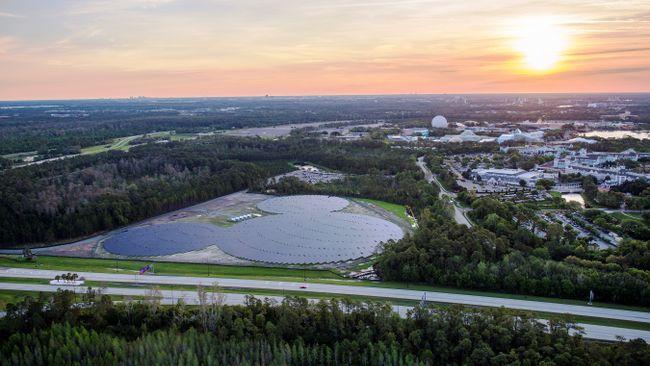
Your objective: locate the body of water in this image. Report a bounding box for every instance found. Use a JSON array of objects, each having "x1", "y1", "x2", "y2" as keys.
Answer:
[{"x1": 582, "y1": 130, "x2": 650, "y2": 140}]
